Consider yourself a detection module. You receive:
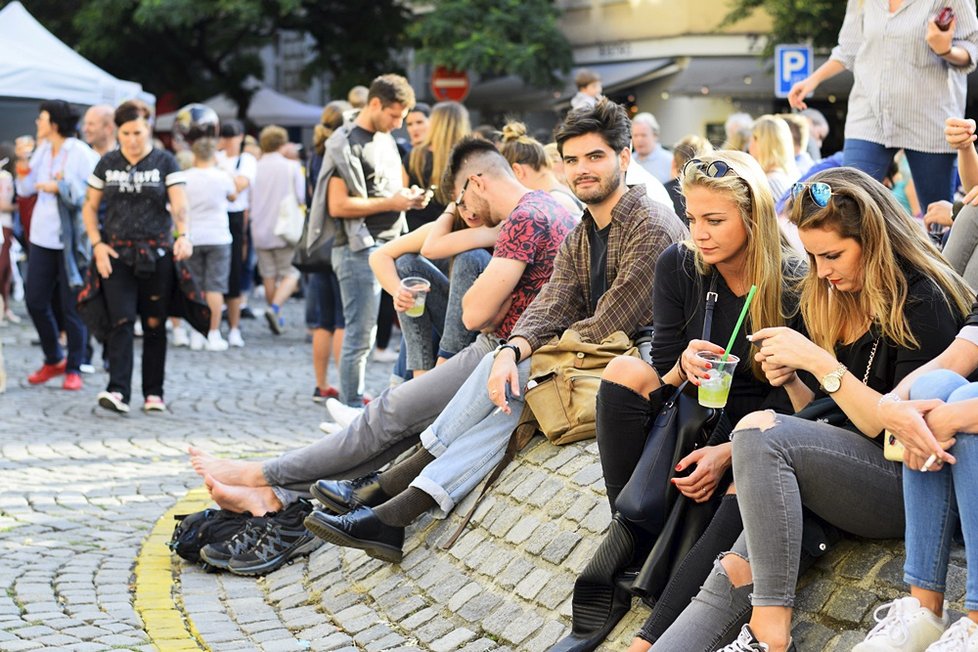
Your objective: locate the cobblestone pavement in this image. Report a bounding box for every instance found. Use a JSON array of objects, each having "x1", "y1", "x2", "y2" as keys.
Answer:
[{"x1": 0, "y1": 297, "x2": 970, "y2": 652}]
